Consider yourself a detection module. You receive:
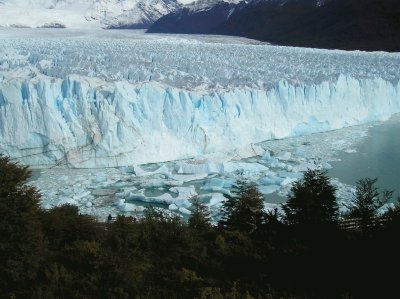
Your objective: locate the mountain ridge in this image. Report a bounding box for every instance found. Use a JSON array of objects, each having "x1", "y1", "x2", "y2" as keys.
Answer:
[
  {"x1": 0, "y1": 0, "x2": 182, "y2": 29},
  {"x1": 149, "y1": 0, "x2": 400, "y2": 52}
]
